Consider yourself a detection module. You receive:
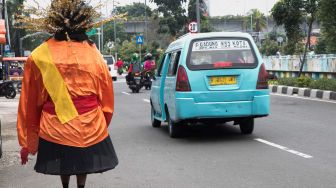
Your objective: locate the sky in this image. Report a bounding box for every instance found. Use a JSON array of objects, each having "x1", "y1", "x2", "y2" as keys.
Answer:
[{"x1": 27, "y1": 0, "x2": 279, "y2": 17}]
